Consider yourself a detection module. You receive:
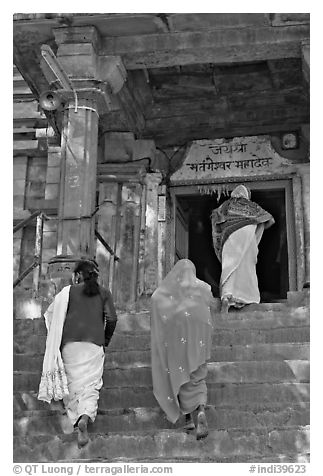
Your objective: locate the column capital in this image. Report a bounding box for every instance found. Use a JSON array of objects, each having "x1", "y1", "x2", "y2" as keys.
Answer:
[
  {"x1": 53, "y1": 26, "x2": 127, "y2": 94},
  {"x1": 97, "y1": 56, "x2": 127, "y2": 94},
  {"x1": 46, "y1": 28, "x2": 127, "y2": 115},
  {"x1": 53, "y1": 25, "x2": 100, "y2": 51},
  {"x1": 144, "y1": 172, "x2": 163, "y2": 187}
]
